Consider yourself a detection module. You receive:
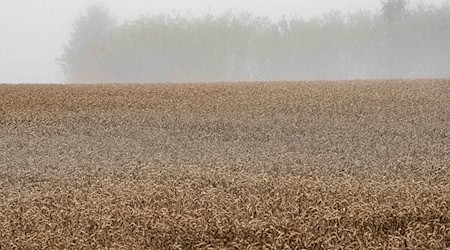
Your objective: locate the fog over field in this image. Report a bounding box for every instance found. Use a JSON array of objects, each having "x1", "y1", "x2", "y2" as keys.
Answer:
[
  {"x1": 0, "y1": 0, "x2": 449, "y2": 83},
  {"x1": 2, "y1": 2, "x2": 450, "y2": 248},
  {"x1": 0, "y1": 0, "x2": 450, "y2": 83}
]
